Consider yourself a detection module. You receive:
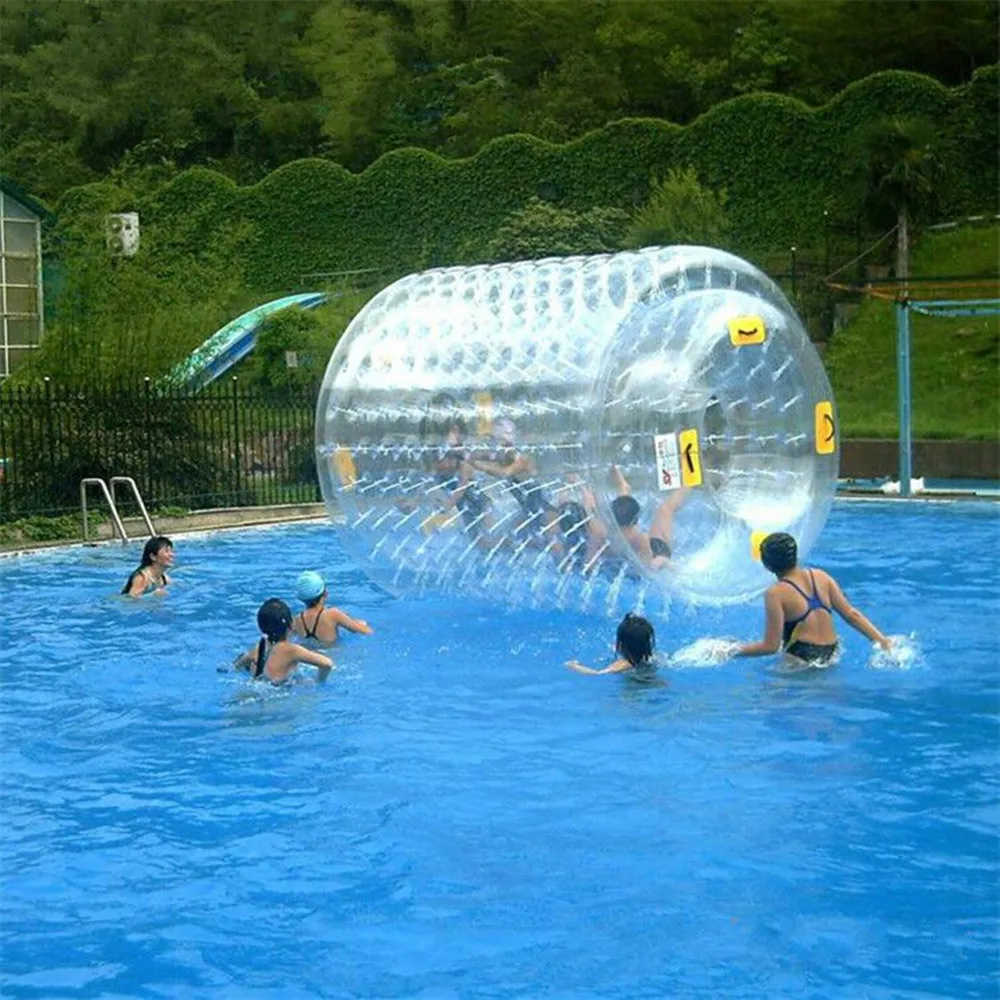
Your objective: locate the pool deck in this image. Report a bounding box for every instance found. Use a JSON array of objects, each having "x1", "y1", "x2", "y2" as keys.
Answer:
[{"x1": 0, "y1": 503, "x2": 331, "y2": 556}]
